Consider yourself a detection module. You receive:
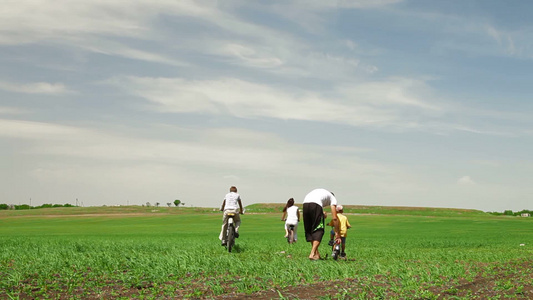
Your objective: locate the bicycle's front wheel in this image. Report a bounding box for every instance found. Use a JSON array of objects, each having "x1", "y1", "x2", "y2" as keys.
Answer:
[{"x1": 332, "y1": 244, "x2": 340, "y2": 260}]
